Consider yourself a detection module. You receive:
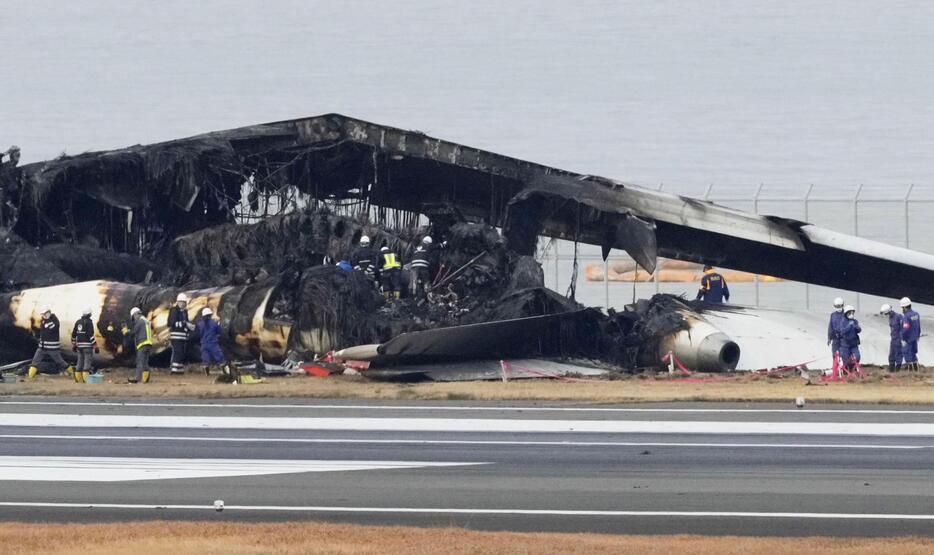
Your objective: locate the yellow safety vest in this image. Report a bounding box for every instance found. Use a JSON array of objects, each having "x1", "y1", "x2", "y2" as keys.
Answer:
[
  {"x1": 382, "y1": 252, "x2": 401, "y2": 269},
  {"x1": 136, "y1": 317, "x2": 154, "y2": 350}
]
